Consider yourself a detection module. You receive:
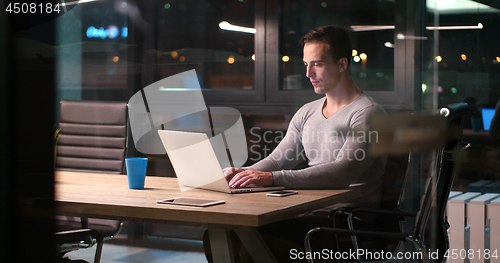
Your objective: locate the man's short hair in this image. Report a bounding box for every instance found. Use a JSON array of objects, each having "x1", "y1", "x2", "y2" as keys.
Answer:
[{"x1": 300, "y1": 25, "x2": 352, "y2": 68}]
